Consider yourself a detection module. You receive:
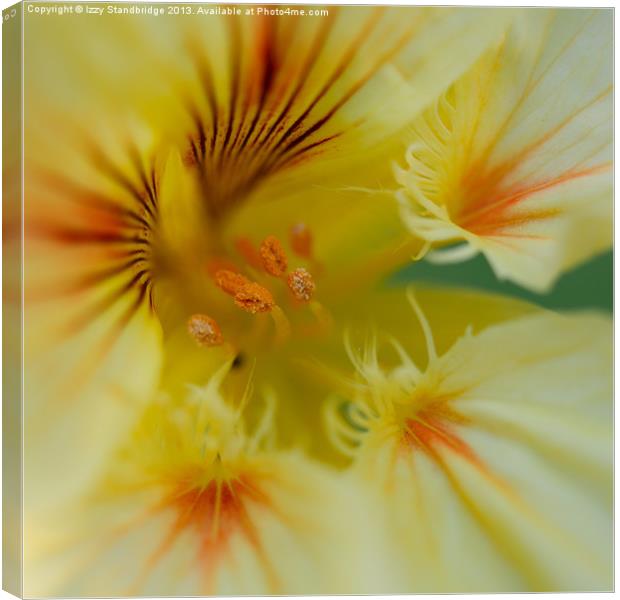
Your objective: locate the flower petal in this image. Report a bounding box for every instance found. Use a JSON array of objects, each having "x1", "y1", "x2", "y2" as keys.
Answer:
[
  {"x1": 396, "y1": 9, "x2": 612, "y2": 291},
  {"x1": 332, "y1": 290, "x2": 612, "y2": 591},
  {"x1": 24, "y1": 132, "x2": 168, "y2": 510},
  {"x1": 24, "y1": 373, "x2": 393, "y2": 596},
  {"x1": 420, "y1": 313, "x2": 612, "y2": 590},
  {"x1": 24, "y1": 284, "x2": 163, "y2": 513}
]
